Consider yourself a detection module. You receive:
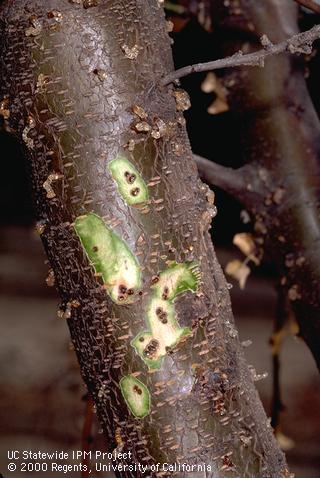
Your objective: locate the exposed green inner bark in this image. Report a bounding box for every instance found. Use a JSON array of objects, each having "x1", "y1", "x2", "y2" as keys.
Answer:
[
  {"x1": 131, "y1": 296, "x2": 191, "y2": 369},
  {"x1": 108, "y1": 155, "x2": 149, "y2": 206},
  {"x1": 74, "y1": 213, "x2": 141, "y2": 305},
  {"x1": 152, "y1": 261, "x2": 200, "y2": 300},
  {"x1": 120, "y1": 375, "x2": 151, "y2": 419},
  {"x1": 131, "y1": 262, "x2": 199, "y2": 369}
]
